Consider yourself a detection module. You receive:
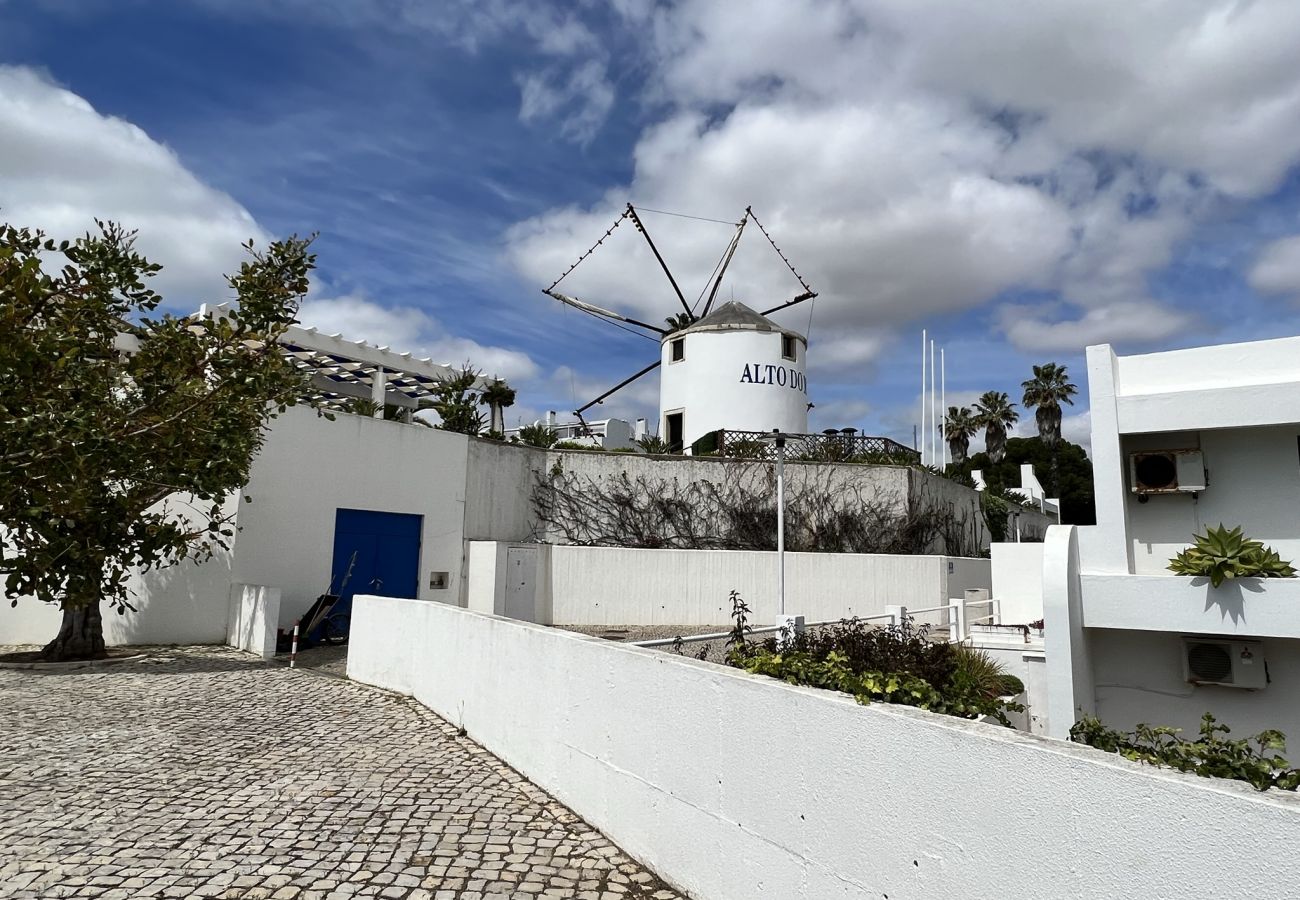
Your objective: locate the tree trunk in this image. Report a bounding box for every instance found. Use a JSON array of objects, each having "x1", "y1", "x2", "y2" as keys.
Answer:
[{"x1": 41, "y1": 601, "x2": 106, "y2": 661}]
